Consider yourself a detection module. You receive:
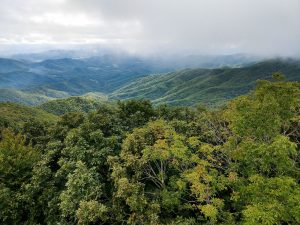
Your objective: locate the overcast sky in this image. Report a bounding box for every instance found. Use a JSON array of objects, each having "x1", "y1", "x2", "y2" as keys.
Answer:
[{"x1": 0, "y1": 0, "x2": 299, "y2": 56}]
